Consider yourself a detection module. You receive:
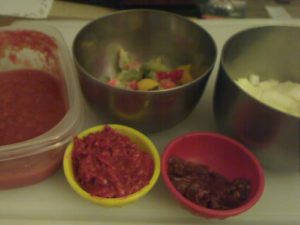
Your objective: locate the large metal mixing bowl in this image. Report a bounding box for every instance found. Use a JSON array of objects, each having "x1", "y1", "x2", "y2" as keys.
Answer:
[
  {"x1": 73, "y1": 10, "x2": 217, "y2": 133},
  {"x1": 214, "y1": 26, "x2": 300, "y2": 171}
]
